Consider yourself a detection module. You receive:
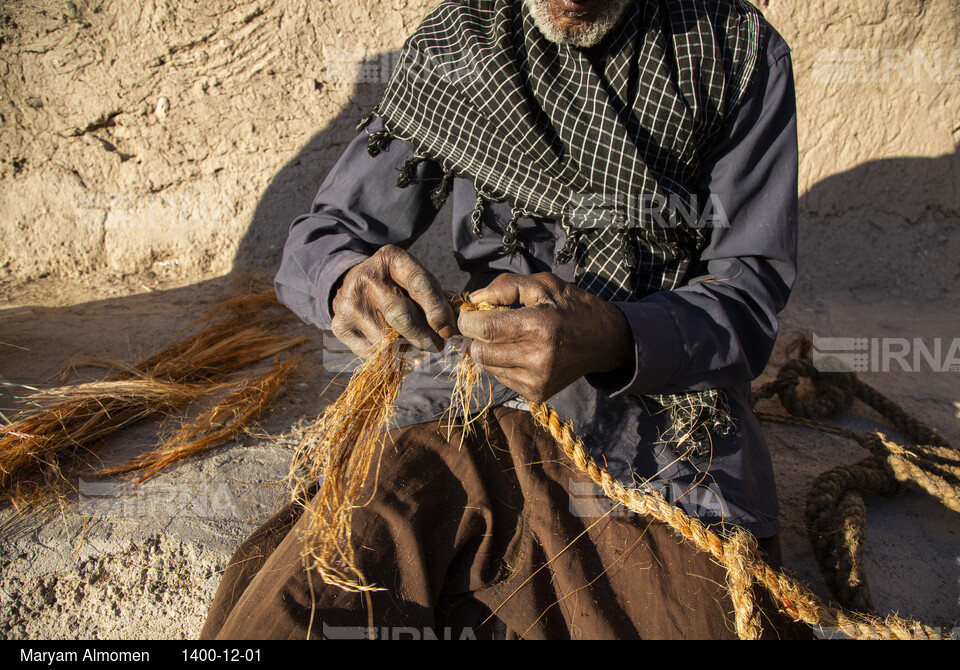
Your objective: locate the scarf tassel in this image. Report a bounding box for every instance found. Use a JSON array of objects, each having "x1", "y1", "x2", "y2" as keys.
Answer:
[
  {"x1": 430, "y1": 171, "x2": 454, "y2": 210},
  {"x1": 499, "y1": 208, "x2": 522, "y2": 257},
  {"x1": 356, "y1": 111, "x2": 377, "y2": 133},
  {"x1": 366, "y1": 130, "x2": 392, "y2": 158},
  {"x1": 556, "y1": 228, "x2": 583, "y2": 266},
  {"x1": 470, "y1": 193, "x2": 487, "y2": 237},
  {"x1": 618, "y1": 228, "x2": 639, "y2": 270},
  {"x1": 396, "y1": 156, "x2": 428, "y2": 188}
]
